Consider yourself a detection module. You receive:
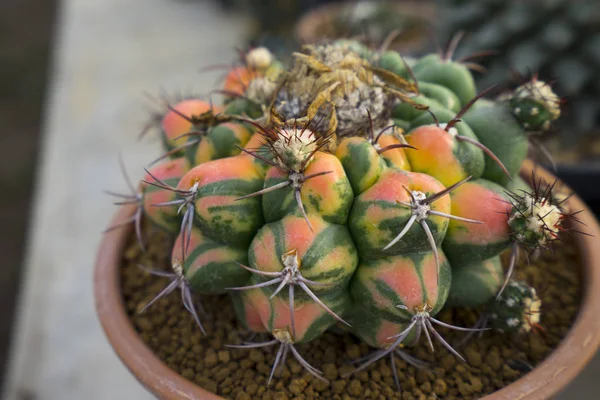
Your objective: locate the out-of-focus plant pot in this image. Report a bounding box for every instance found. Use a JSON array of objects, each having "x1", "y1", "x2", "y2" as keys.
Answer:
[
  {"x1": 94, "y1": 160, "x2": 600, "y2": 399},
  {"x1": 295, "y1": 1, "x2": 436, "y2": 53}
]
